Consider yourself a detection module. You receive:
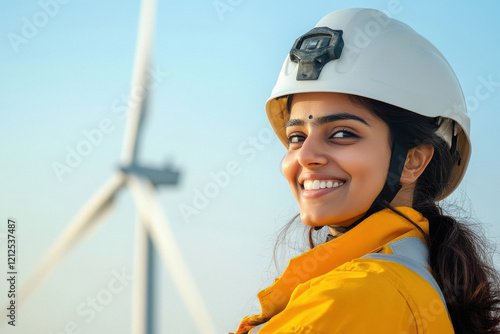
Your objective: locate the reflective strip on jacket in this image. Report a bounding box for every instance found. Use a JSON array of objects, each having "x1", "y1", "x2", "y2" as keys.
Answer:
[{"x1": 231, "y1": 207, "x2": 454, "y2": 334}]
